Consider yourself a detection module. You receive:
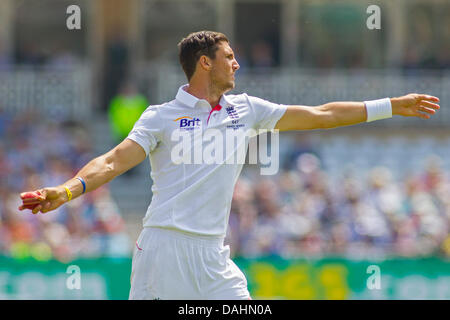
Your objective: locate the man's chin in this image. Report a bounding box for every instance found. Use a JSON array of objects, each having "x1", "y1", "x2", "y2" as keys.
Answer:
[{"x1": 221, "y1": 82, "x2": 235, "y2": 94}]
